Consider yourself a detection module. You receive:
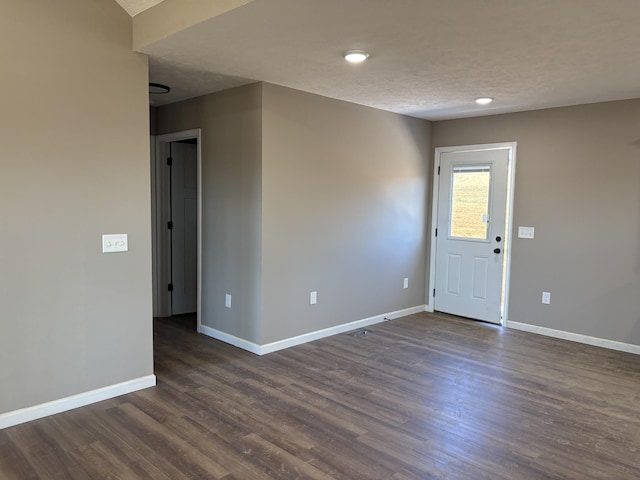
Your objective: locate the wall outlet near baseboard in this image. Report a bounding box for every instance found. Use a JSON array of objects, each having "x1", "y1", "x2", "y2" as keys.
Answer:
[{"x1": 542, "y1": 291, "x2": 551, "y2": 304}]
